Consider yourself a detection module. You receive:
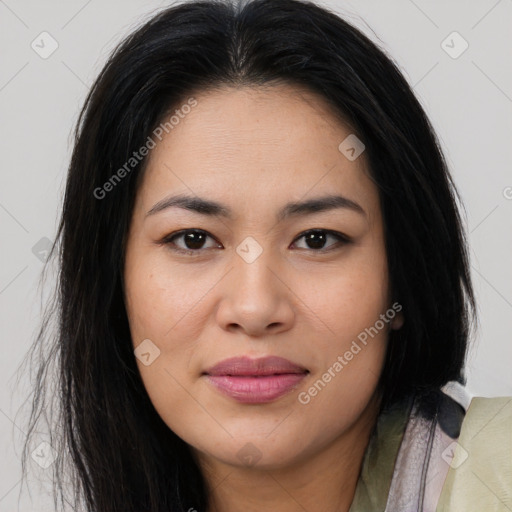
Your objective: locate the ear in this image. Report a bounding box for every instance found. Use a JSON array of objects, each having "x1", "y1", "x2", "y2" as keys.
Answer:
[{"x1": 390, "y1": 310, "x2": 404, "y2": 330}]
